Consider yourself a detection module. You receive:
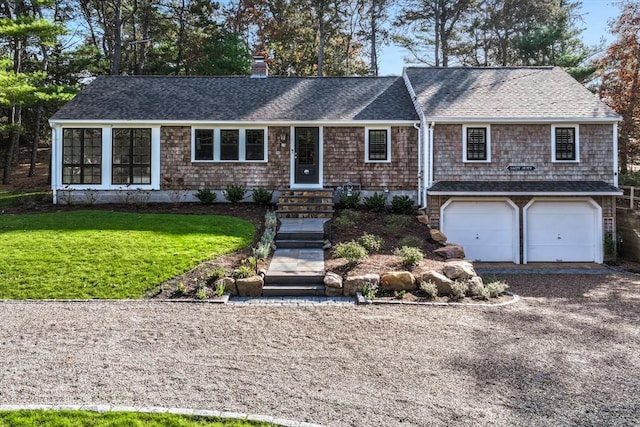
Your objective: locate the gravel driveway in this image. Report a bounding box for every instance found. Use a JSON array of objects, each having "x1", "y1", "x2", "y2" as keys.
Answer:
[{"x1": 1, "y1": 272, "x2": 639, "y2": 426}]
